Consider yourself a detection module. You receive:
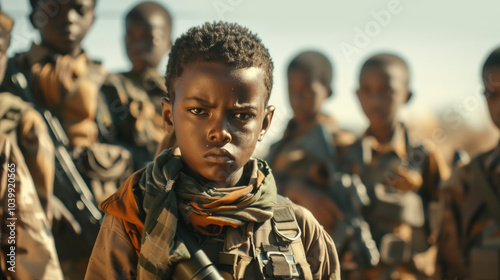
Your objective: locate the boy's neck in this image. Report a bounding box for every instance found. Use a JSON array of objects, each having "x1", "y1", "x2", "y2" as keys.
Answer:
[
  {"x1": 183, "y1": 164, "x2": 246, "y2": 189},
  {"x1": 368, "y1": 120, "x2": 397, "y2": 144},
  {"x1": 41, "y1": 41, "x2": 83, "y2": 57}
]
